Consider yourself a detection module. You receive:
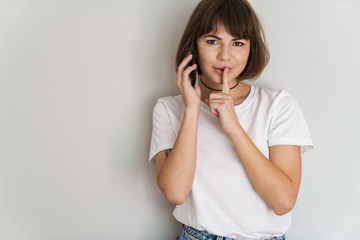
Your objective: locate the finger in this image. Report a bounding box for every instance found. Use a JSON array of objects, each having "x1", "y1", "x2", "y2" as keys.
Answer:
[
  {"x1": 222, "y1": 67, "x2": 230, "y2": 94},
  {"x1": 182, "y1": 64, "x2": 197, "y2": 83},
  {"x1": 208, "y1": 92, "x2": 226, "y2": 101},
  {"x1": 177, "y1": 54, "x2": 194, "y2": 73},
  {"x1": 178, "y1": 64, "x2": 197, "y2": 88},
  {"x1": 176, "y1": 54, "x2": 194, "y2": 86},
  {"x1": 206, "y1": 98, "x2": 222, "y2": 118},
  {"x1": 183, "y1": 64, "x2": 197, "y2": 76},
  {"x1": 209, "y1": 106, "x2": 219, "y2": 117},
  {"x1": 212, "y1": 110, "x2": 219, "y2": 117}
]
